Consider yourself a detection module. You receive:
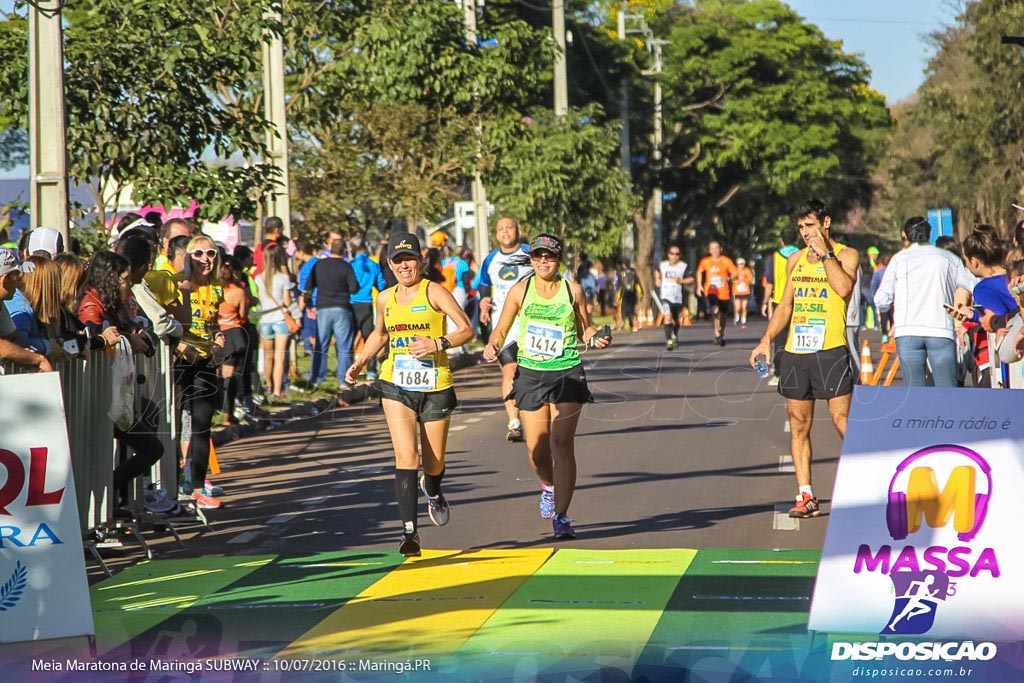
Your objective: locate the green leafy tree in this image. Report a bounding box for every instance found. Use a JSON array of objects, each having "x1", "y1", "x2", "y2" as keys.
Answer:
[
  {"x1": 648, "y1": 0, "x2": 890, "y2": 259},
  {"x1": 487, "y1": 105, "x2": 635, "y2": 258},
  {"x1": 289, "y1": 0, "x2": 551, "y2": 238},
  {"x1": 0, "y1": 0, "x2": 282, "y2": 226}
]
